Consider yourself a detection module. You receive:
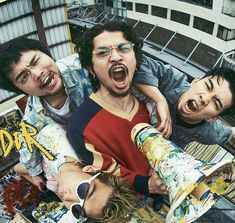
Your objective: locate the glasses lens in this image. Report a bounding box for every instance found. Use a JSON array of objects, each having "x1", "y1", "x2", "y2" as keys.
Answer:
[
  {"x1": 118, "y1": 42, "x2": 132, "y2": 53},
  {"x1": 95, "y1": 47, "x2": 110, "y2": 57},
  {"x1": 77, "y1": 182, "x2": 90, "y2": 200},
  {"x1": 71, "y1": 204, "x2": 83, "y2": 219}
]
